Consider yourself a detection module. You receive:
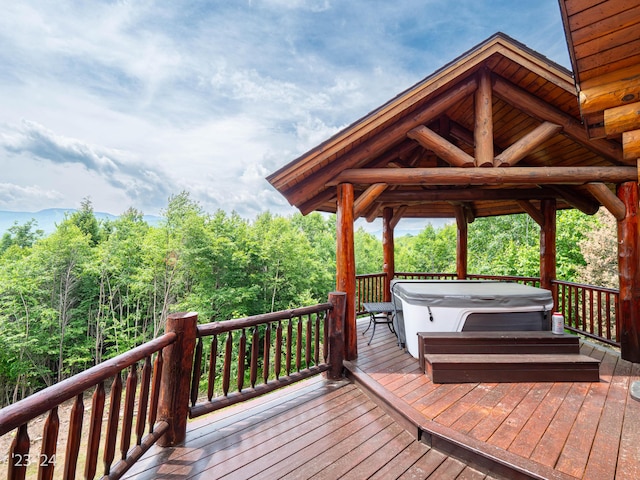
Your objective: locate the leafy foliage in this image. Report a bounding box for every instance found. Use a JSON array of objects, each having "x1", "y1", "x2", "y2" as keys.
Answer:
[{"x1": 0, "y1": 197, "x2": 611, "y2": 404}]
